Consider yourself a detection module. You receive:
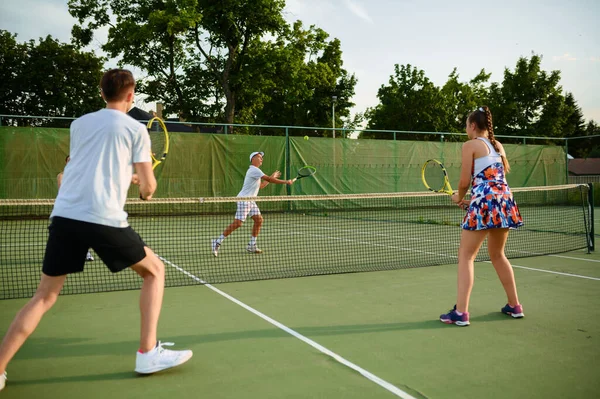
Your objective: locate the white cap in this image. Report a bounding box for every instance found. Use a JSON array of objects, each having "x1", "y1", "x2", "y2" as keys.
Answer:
[{"x1": 249, "y1": 151, "x2": 264, "y2": 162}]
